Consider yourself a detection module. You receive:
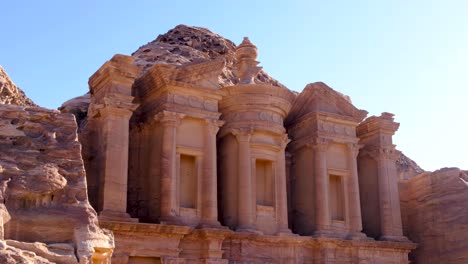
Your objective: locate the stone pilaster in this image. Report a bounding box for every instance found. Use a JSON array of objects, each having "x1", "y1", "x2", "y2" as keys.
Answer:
[
  {"x1": 276, "y1": 134, "x2": 293, "y2": 236},
  {"x1": 155, "y1": 111, "x2": 185, "y2": 225},
  {"x1": 199, "y1": 119, "x2": 225, "y2": 228},
  {"x1": 311, "y1": 138, "x2": 332, "y2": 236},
  {"x1": 231, "y1": 127, "x2": 257, "y2": 233},
  {"x1": 357, "y1": 112, "x2": 409, "y2": 242},
  {"x1": 376, "y1": 147, "x2": 406, "y2": 241},
  {"x1": 97, "y1": 96, "x2": 138, "y2": 222},
  {"x1": 88, "y1": 54, "x2": 140, "y2": 222},
  {"x1": 346, "y1": 143, "x2": 367, "y2": 239}
]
